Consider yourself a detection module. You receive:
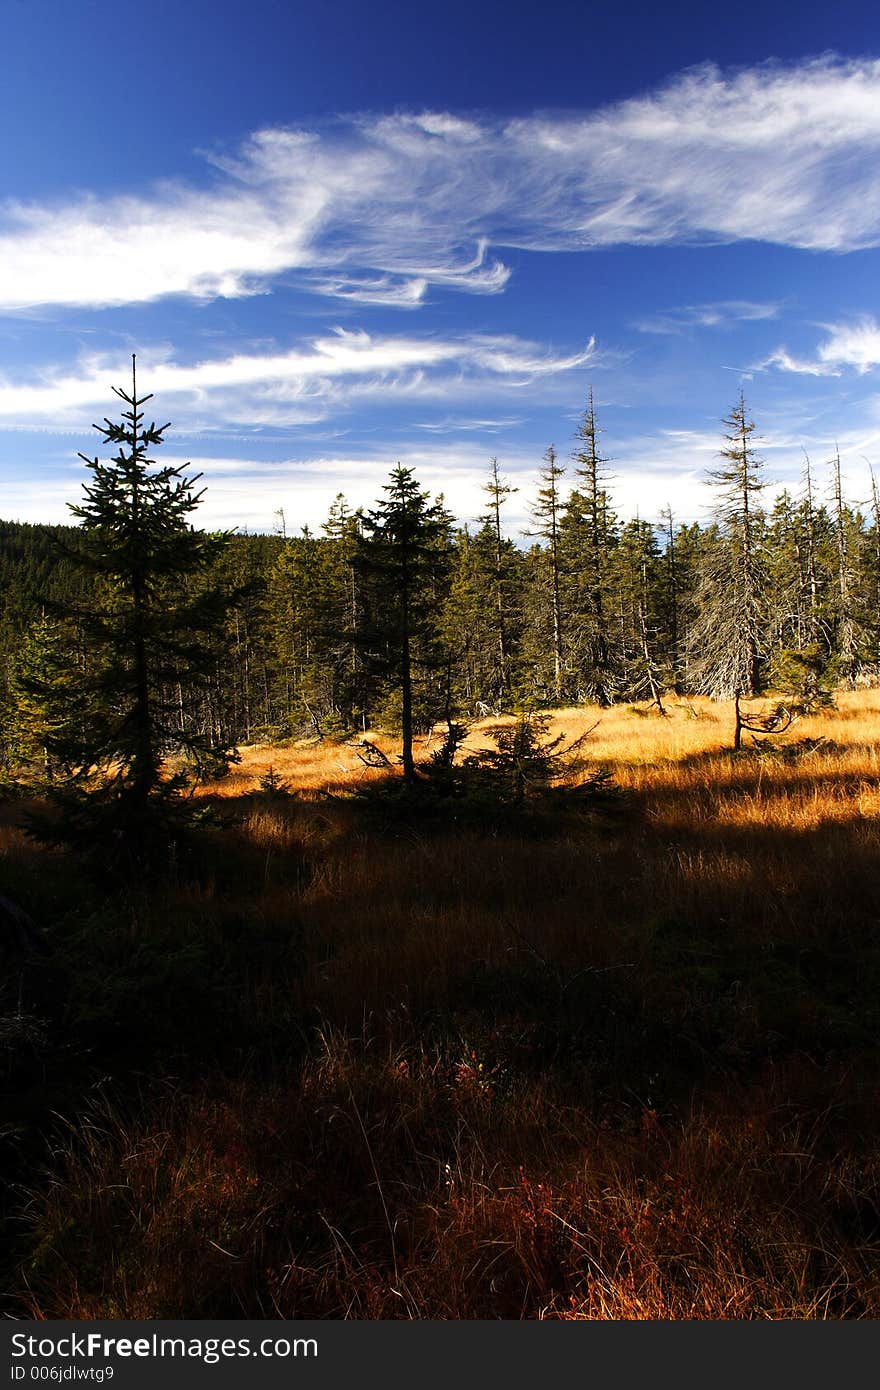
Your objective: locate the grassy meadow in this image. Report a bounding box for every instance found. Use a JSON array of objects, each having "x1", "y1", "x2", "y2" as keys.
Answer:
[{"x1": 3, "y1": 693, "x2": 880, "y2": 1318}]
